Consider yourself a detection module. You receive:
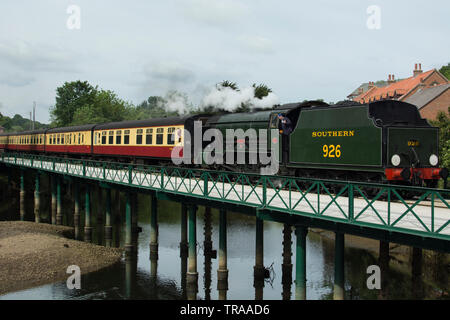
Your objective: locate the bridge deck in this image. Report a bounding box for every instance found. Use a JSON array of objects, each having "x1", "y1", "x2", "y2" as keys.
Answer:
[{"x1": 1, "y1": 154, "x2": 449, "y2": 242}]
